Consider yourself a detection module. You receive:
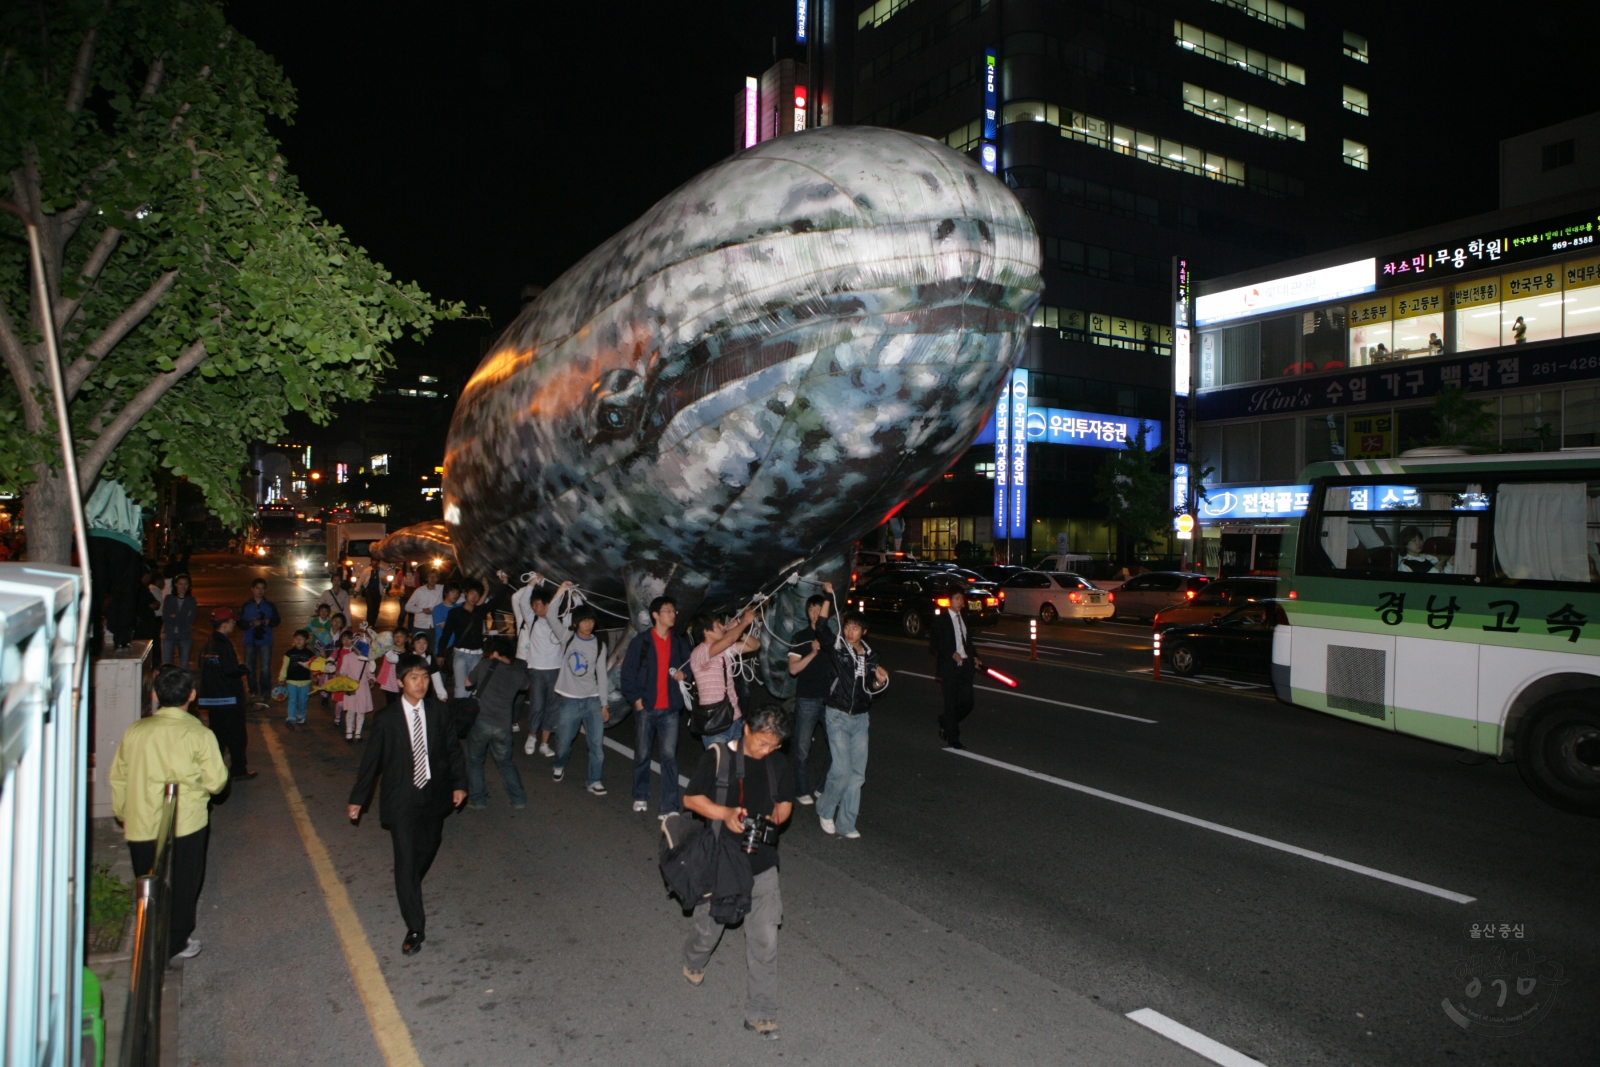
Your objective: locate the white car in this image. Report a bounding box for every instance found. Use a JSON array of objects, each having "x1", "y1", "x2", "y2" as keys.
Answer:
[{"x1": 998, "y1": 571, "x2": 1114, "y2": 624}]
